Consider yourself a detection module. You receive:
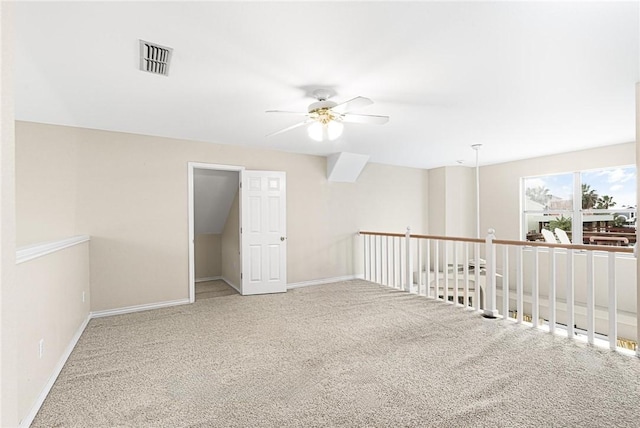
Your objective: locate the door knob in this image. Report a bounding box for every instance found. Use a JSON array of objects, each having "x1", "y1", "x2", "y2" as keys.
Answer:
[{"x1": 280, "y1": 236, "x2": 286, "y2": 241}]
